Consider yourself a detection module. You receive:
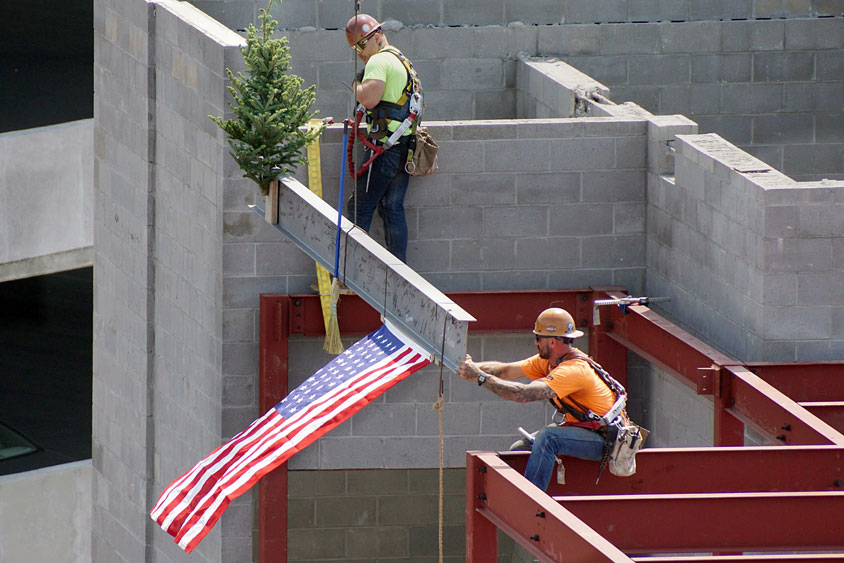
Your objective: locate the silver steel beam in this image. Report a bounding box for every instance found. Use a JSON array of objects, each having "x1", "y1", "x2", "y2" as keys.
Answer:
[{"x1": 251, "y1": 177, "x2": 475, "y2": 370}]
